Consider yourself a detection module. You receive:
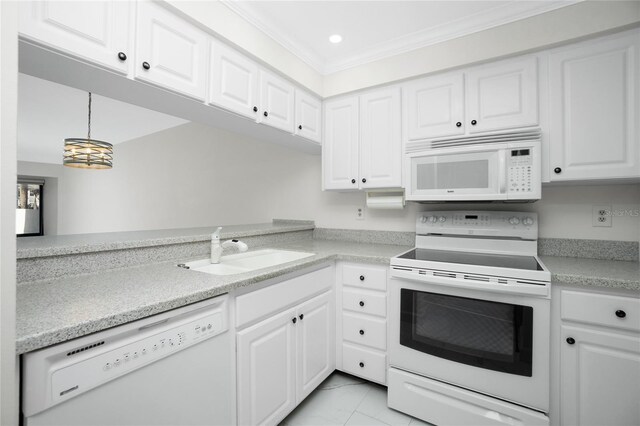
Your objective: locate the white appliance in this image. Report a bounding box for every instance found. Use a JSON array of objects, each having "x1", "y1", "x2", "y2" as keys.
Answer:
[
  {"x1": 388, "y1": 211, "x2": 551, "y2": 426},
  {"x1": 22, "y1": 295, "x2": 233, "y2": 426},
  {"x1": 405, "y1": 132, "x2": 542, "y2": 202}
]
